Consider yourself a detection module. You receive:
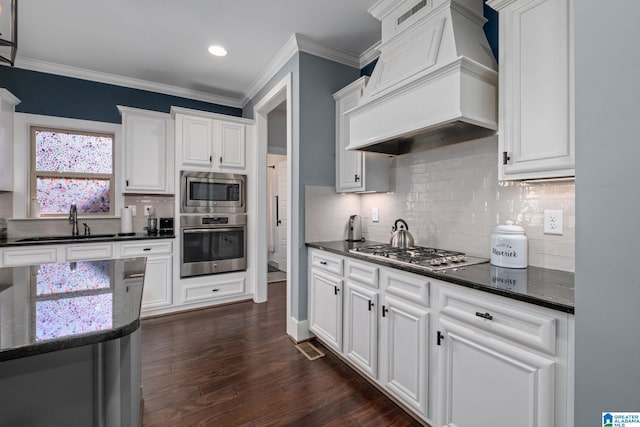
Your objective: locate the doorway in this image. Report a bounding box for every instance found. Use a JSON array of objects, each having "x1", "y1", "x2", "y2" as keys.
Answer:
[{"x1": 267, "y1": 101, "x2": 288, "y2": 283}]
